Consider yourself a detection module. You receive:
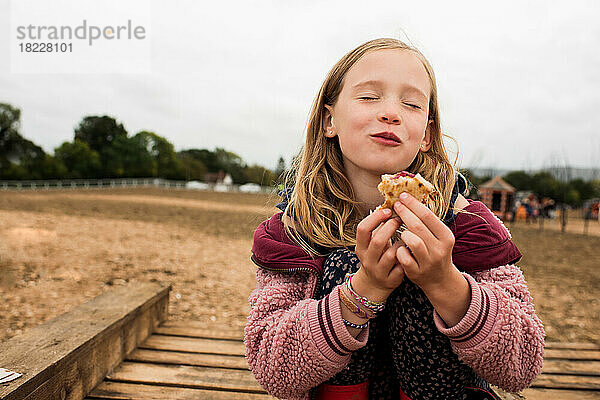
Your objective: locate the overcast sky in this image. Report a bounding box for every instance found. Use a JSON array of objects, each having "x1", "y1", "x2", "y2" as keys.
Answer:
[{"x1": 1, "y1": 0, "x2": 599, "y2": 172}]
